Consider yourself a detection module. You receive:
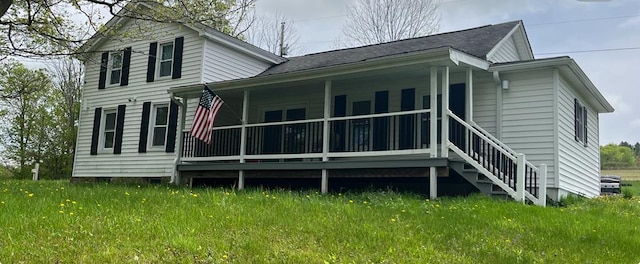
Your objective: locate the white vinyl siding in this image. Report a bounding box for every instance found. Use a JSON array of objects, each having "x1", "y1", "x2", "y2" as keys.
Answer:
[
  {"x1": 499, "y1": 70, "x2": 556, "y2": 183},
  {"x1": 73, "y1": 18, "x2": 277, "y2": 178},
  {"x1": 487, "y1": 35, "x2": 520, "y2": 63},
  {"x1": 201, "y1": 40, "x2": 272, "y2": 83},
  {"x1": 470, "y1": 72, "x2": 497, "y2": 135},
  {"x1": 557, "y1": 75, "x2": 600, "y2": 197}
]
